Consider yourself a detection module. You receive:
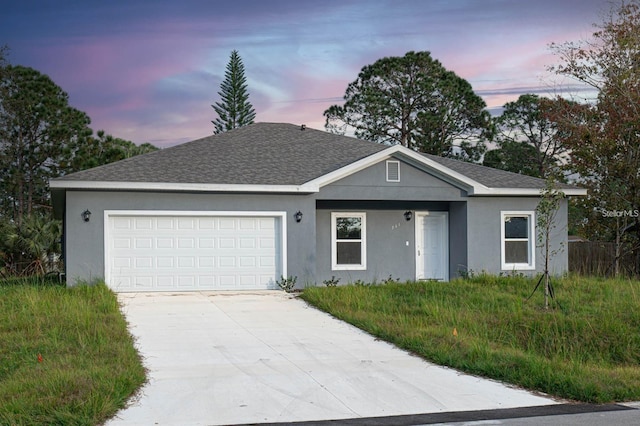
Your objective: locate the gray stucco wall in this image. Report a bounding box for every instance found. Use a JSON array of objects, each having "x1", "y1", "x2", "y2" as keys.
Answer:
[
  {"x1": 62, "y1": 156, "x2": 571, "y2": 288},
  {"x1": 317, "y1": 159, "x2": 466, "y2": 201},
  {"x1": 449, "y1": 201, "x2": 468, "y2": 278},
  {"x1": 315, "y1": 209, "x2": 416, "y2": 284},
  {"x1": 466, "y1": 197, "x2": 568, "y2": 276},
  {"x1": 312, "y1": 158, "x2": 466, "y2": 283},
  {"x1": 64, "y1": 190, "x2": 317, "y2": 286}
]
